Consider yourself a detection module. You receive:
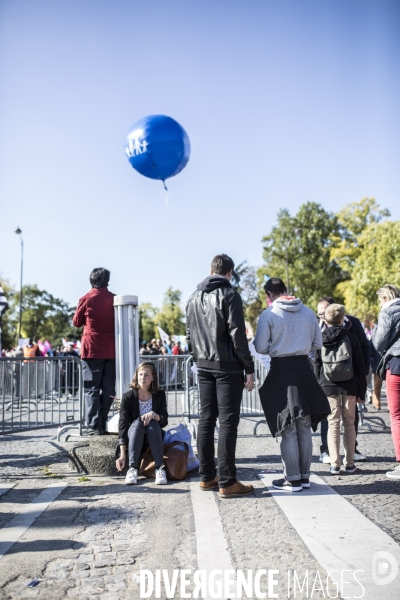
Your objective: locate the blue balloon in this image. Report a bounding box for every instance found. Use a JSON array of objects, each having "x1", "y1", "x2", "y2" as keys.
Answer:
[{"x1": 125, "y1": 115, "x2": 190, "y2": 184}]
